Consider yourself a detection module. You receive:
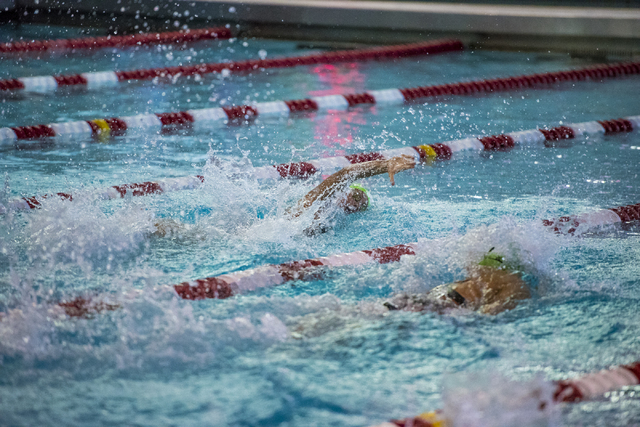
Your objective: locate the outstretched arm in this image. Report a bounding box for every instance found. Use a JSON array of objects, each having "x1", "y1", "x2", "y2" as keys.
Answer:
[{"x1": 288, "y1": 155, "x2": 415, "y2": 218}]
